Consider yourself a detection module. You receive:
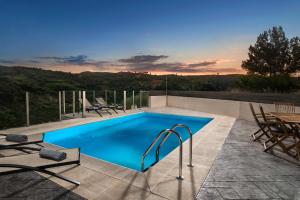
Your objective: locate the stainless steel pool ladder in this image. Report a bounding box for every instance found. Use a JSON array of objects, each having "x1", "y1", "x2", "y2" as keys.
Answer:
[
  {"x1": 141, "y1": 124, "x2": 193, "y2": 180},
  {"x1": 156, "y1": 124, "x2": 193, "y2": 167}
]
